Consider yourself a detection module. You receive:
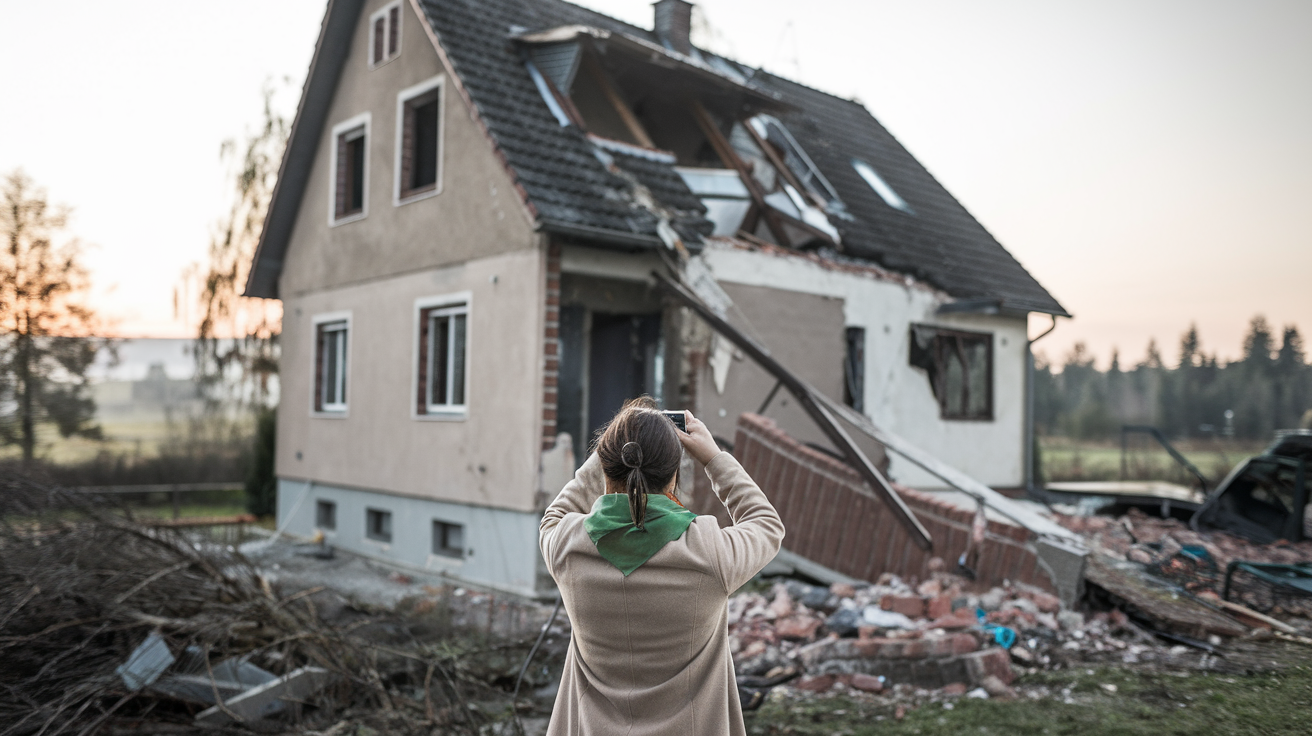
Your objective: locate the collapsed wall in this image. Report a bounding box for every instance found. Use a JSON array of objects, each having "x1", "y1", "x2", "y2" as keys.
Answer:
[{"x1": 693, "y1": 413, "x2": 1058, "y2": 594}]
